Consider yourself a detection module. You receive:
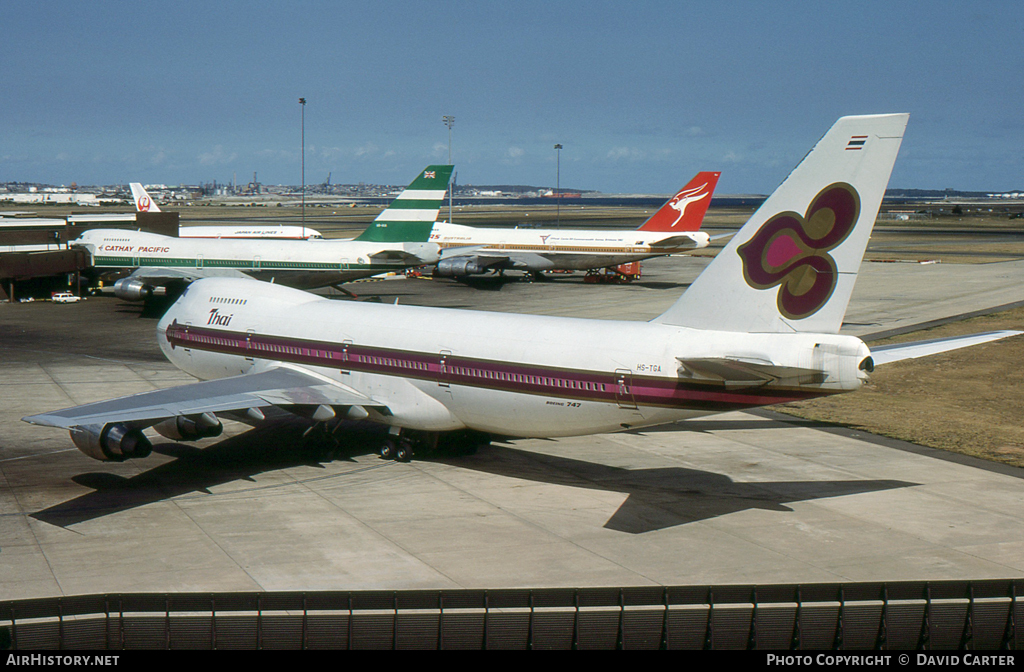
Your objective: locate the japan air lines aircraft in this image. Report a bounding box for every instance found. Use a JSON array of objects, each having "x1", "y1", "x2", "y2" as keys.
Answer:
[
  {"x1": 130, "y1": 183, "x2": 324, "y2": 240},
  {"x1": 79, "y1": 166, "x2": 453, "y2": 301},
  {"x1": 25, "y1": 115, "x2": 1021, "y2": 465},
  {"x1": 430, "y1": 172, "x2": 718, "y2": 278}
]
